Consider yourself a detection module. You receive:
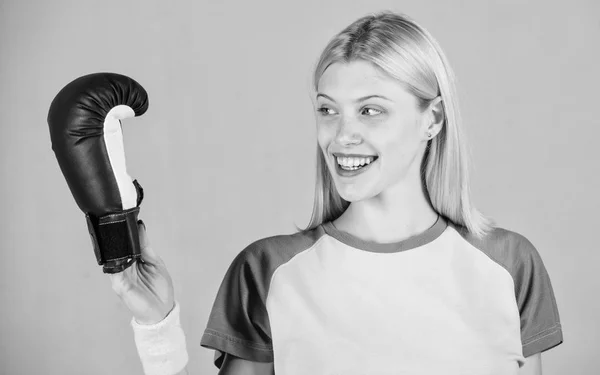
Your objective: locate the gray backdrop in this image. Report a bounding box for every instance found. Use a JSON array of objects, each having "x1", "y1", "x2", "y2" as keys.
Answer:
[{"x1": 1, "y1": 0, "x2": 597, "y2": 374}]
